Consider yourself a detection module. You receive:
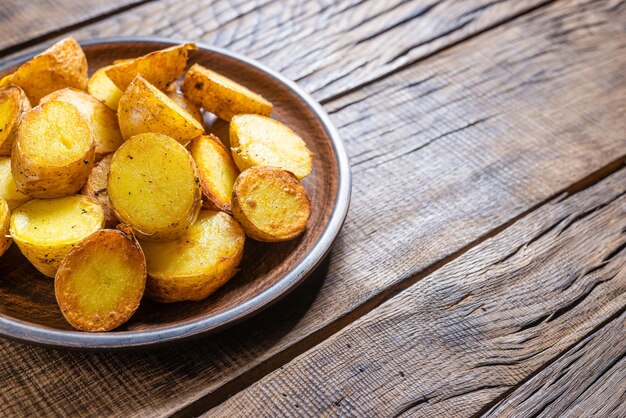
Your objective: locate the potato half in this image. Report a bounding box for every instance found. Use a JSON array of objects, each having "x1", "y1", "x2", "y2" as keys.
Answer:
[
  {"x1": 181, "y1": 64, "x2": 272, "y2": 121},
  {"x1": 166, "y1": 90, "x2": 203, "y2": 125},
  {"x1": 0, "y1": 197, "x2": 12, "y2": 257},
  {"x1": 12, "y1": 100, "x2": 95, "y2": 198},
  {"x1": 141, "y1": 210, "x2": 245, "y2": 303},
  {"x1": 118, "y1": 75, "x2": 204, "y2": 144},
  {"x1": 108, "y1": 133, "x2": 202, "y2": 241},
  {"x1": 232, "y1": 167, "x2": 311, "y2": 242},
  {"x1": 55, "y1": 227, "x2": 146, "y2": 332},
  {"x1": 10, "y1": 195, "x2": 105, "y2": 277},
  {"x1": 0, "y1": 157, "x2": 31, "y2": 210},
  {"x1": 40, "y1": 88, "x2": 123, "y2": 160},
  {"x1": 3, "y1": 37, "x2": 88, "y2": 104},
  {"x1": 81, "y1": 155, "x2": 117, "y2": 227},
  {"x1": 230, "y1": 114, "x2": 312, "y2": 179},
  {"x1": 189, "y1": 134, "x2": 239, "y2": 212},
  {"x1": 0, "y1": 84, "x2": 31, "y2": 155},
  {"x1": 87, "y1": 65, "x2": 124, "y2": 111},
  {"x1": 106, "y1": 43, "x2": 197, "y2": 91}
]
